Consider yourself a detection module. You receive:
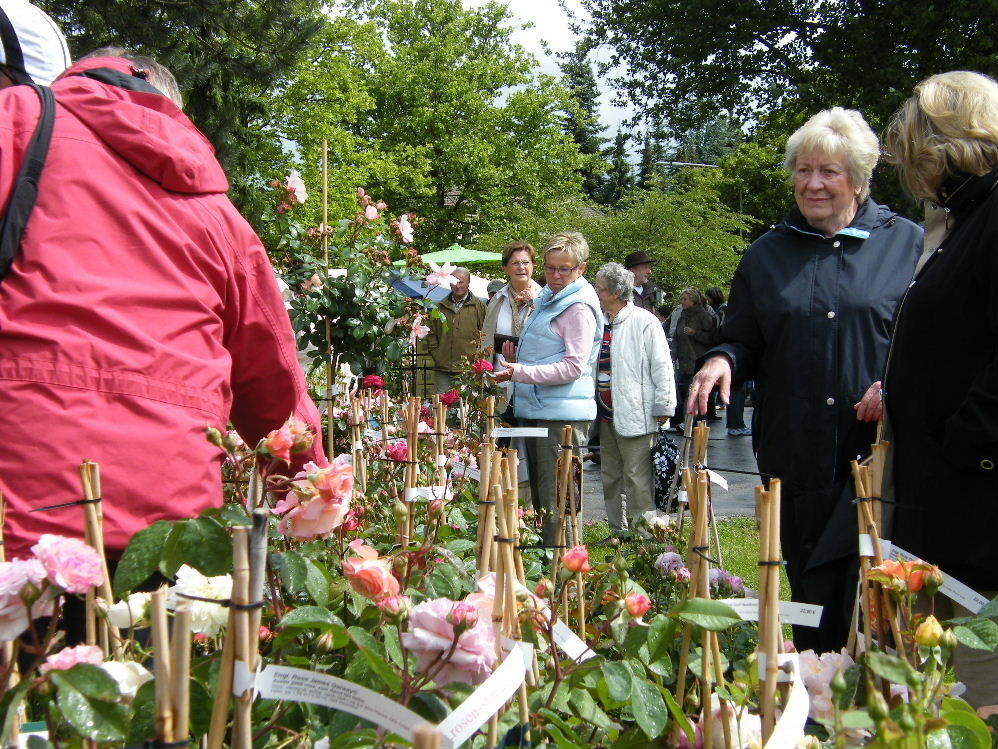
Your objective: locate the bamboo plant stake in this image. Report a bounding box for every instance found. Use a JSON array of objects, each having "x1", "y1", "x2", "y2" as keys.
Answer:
[
  {"x1": 692, "y1": 470, "x2": 717, "y2": 749},
  {"x1": 206, "y1": 605, "x2": 237, "y2": 749},
  {"x1": 673, "y1": 467, "x2": 699, "y2": 708},
  {"x1": 170, "y1": 602, "x2": 192, "y2": 743},
  {"x1": 230, "y1": 528, "x2": 253, "y2": 749},
  {"x1": 553, "y1": 426, "x2": 574, "y2": 574},
  {"x1": 321, "y1": 140, "x2": 336, "y2": 461},
  {"x1": 476, "y1": 444, "x2": 495, "y2": 573},
  {"x1": 850, "y1": 460, "x2": 876, "y2": 656},
  {"x1": 484, "y1": 395, "x2": 496, "y2": 447},
  {"x1": 435, "y1": 399, "x2": 448, "y2": 488},
  {"x1": 760, "y1": 479, "x2": 782, "y2": 743},
  {"x1": 0, "y1": 491, "x2": 19, "y2": 723},
  {"x1": 404, "y1": 396, "x2": 421, "y2": 543},
  {"x1": 412, "y1": 724, "x2": 442, "y2": 749},
  {"x1": 150, "y1": 586, "x2": 174, "y2": 745},
  {"x1": 350, "y1": 399, "x2": 368, "y2": 492},
  {"x1": 248, "y1": 510, "x2": 269, "y2": 670},
  {"x1": 79, "y1": 461, "x2": 123, "y2": 658},
  {"x1": 506, "y1": 449, "x2": 528, "y2": 588}
]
